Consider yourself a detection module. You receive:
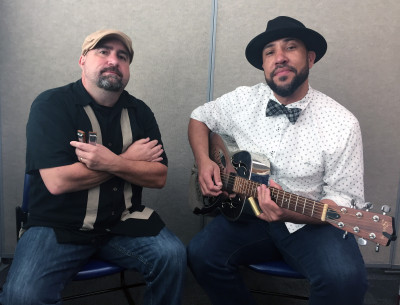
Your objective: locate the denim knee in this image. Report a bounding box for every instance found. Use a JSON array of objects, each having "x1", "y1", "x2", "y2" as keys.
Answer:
[
  {"x1": 316, "y1": 262, "x2": 366, "y2": 289},
  {"x1": 156, "y1": 237, "x2": 186, "y2": 274},
  {"x1": 309, "y1": 263, "x2": 367, "y2": 304}
]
